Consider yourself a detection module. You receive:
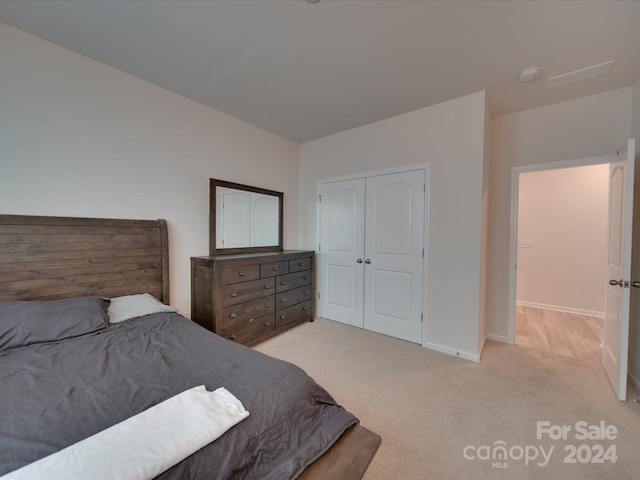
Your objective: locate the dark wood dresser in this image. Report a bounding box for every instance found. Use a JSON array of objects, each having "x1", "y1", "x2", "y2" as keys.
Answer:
[{"x1": 191, "y1": 250, "x2": 315, "y2": 346}]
